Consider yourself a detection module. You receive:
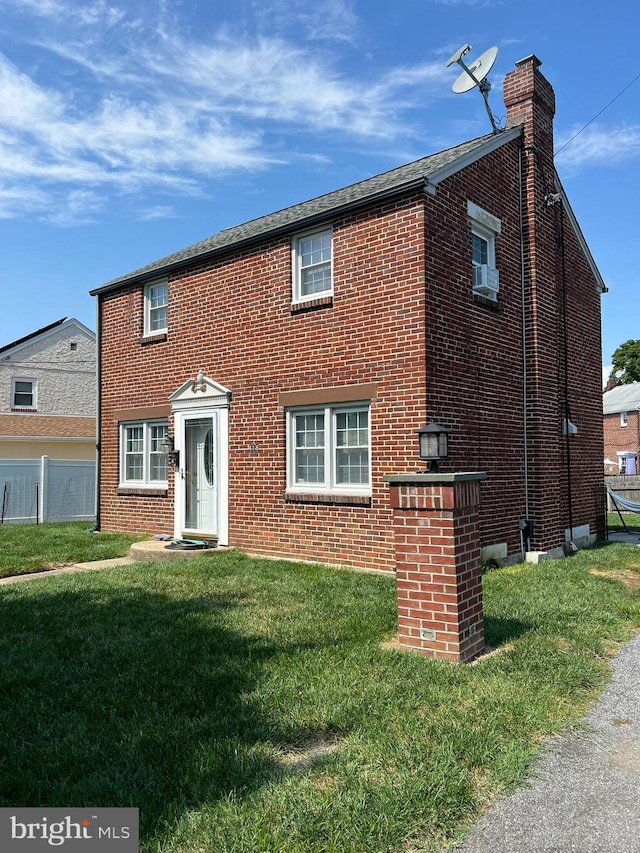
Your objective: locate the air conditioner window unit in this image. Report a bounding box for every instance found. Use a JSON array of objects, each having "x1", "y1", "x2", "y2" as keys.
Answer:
[{"x1": 473, "y1": 264, "x2": 499, "y2": 298}]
